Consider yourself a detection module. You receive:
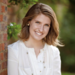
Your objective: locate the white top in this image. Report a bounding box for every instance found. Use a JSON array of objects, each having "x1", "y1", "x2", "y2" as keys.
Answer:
[{"x1": 7, "y1": 40, "x2": 61, "y2": 75}]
